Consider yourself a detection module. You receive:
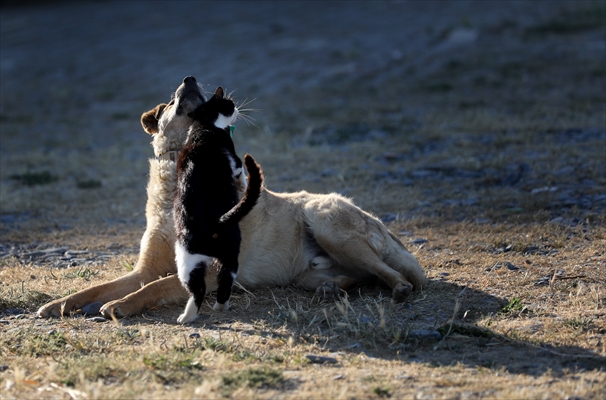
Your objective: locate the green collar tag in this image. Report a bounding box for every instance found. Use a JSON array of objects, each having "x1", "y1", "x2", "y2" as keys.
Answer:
[{"x1": 229, "y1": 125, "x2": 236, "y2": 138}]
